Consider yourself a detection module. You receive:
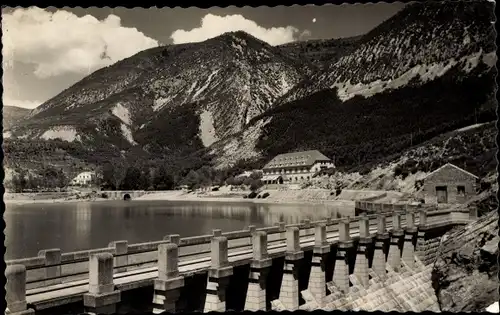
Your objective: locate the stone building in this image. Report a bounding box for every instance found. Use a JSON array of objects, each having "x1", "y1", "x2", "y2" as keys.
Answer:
[
  {"x1": 261, "y1": 150, "x2": 335, "y2": 185},
  {"x1": 70, "y1": 171, "x2": 96, "y2": 186},
  {"x1": 422, "y1": 163, "x2": 478, "y2": 204}
]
